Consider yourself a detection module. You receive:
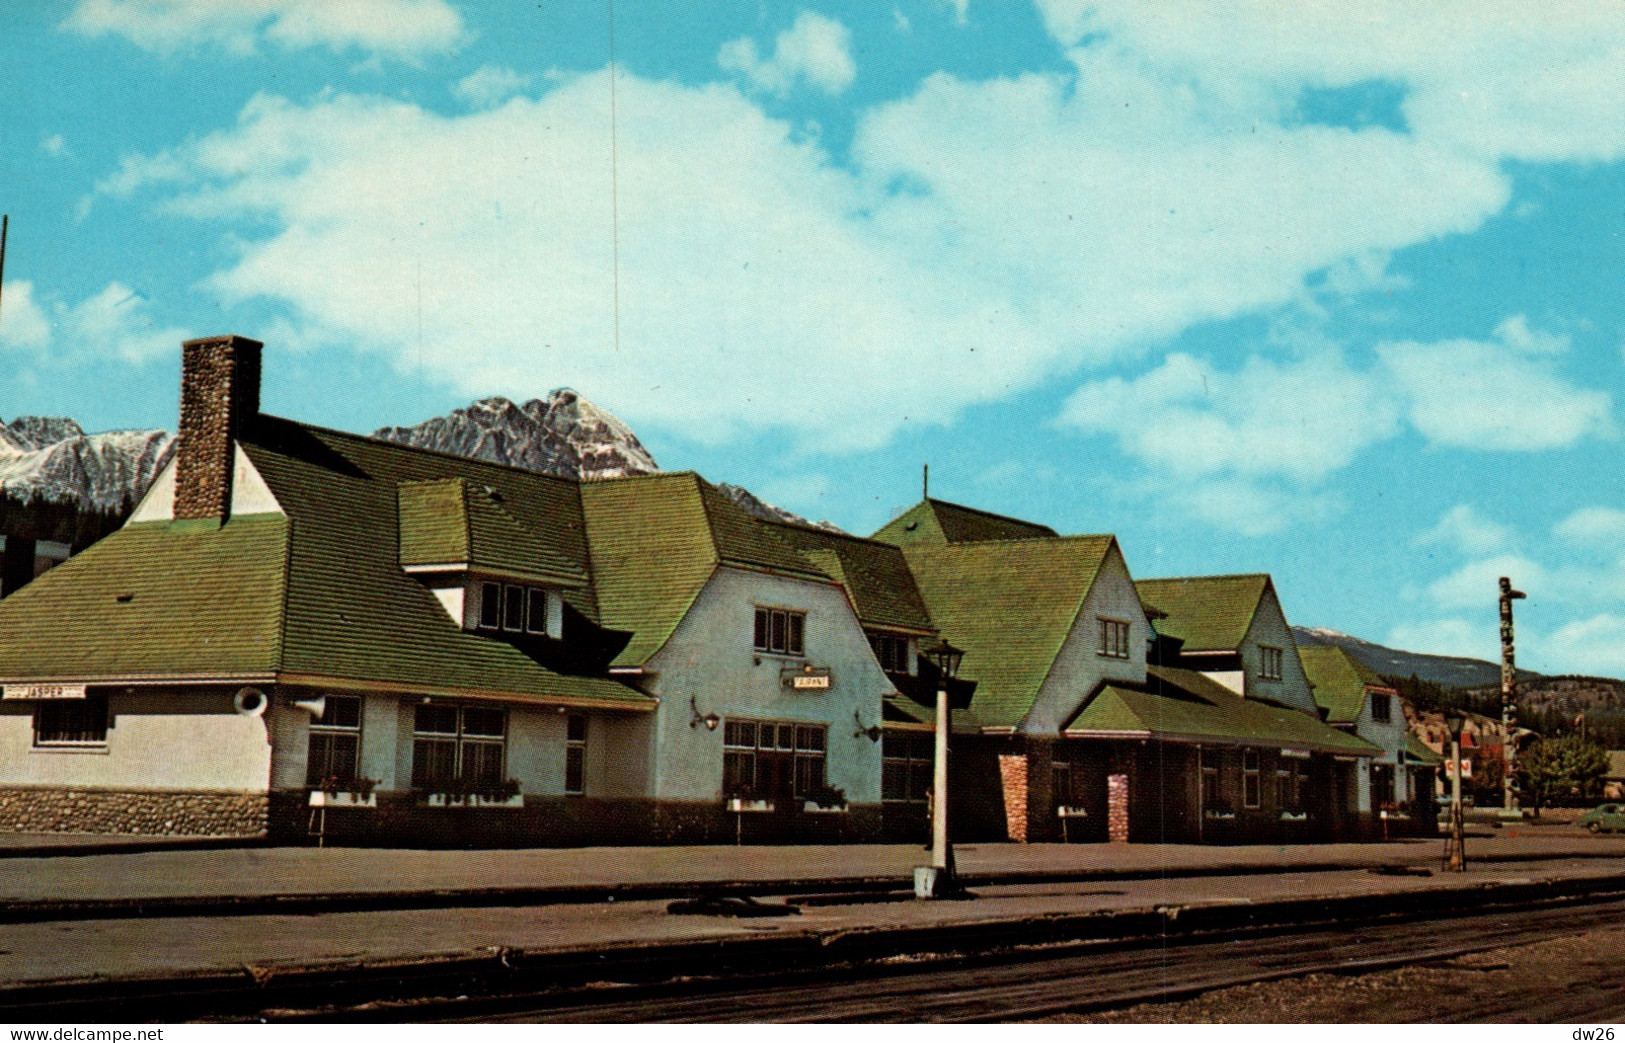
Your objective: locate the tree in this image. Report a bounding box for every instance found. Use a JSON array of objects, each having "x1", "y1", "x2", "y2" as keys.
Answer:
[{"x1": 1520, "y1": 736, "x2": 1612, "y2": 810}]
